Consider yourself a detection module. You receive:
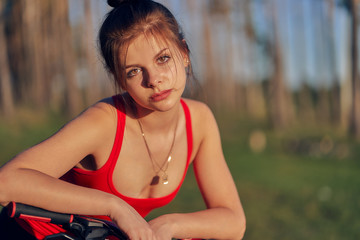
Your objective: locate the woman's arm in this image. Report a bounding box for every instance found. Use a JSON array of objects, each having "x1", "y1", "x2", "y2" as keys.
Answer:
[
  {"x1": 149, "y1": 101, "x2": 246, "y2": 240},
  {"x1": 0, "y1": 100, "x2": 155, "y2": 239},
  {"x1": 0, "y1": 101, "x2": 116, "y2": 211}
]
